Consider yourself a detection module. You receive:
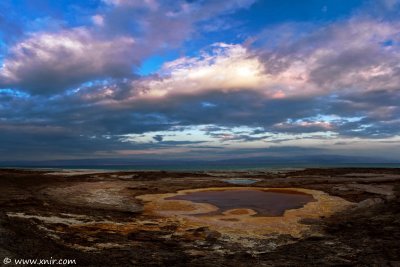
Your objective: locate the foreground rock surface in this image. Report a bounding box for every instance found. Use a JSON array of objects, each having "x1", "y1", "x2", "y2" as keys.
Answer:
[{"x1": 0, "y1": 168, "x2": 399, "y2": 266}]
